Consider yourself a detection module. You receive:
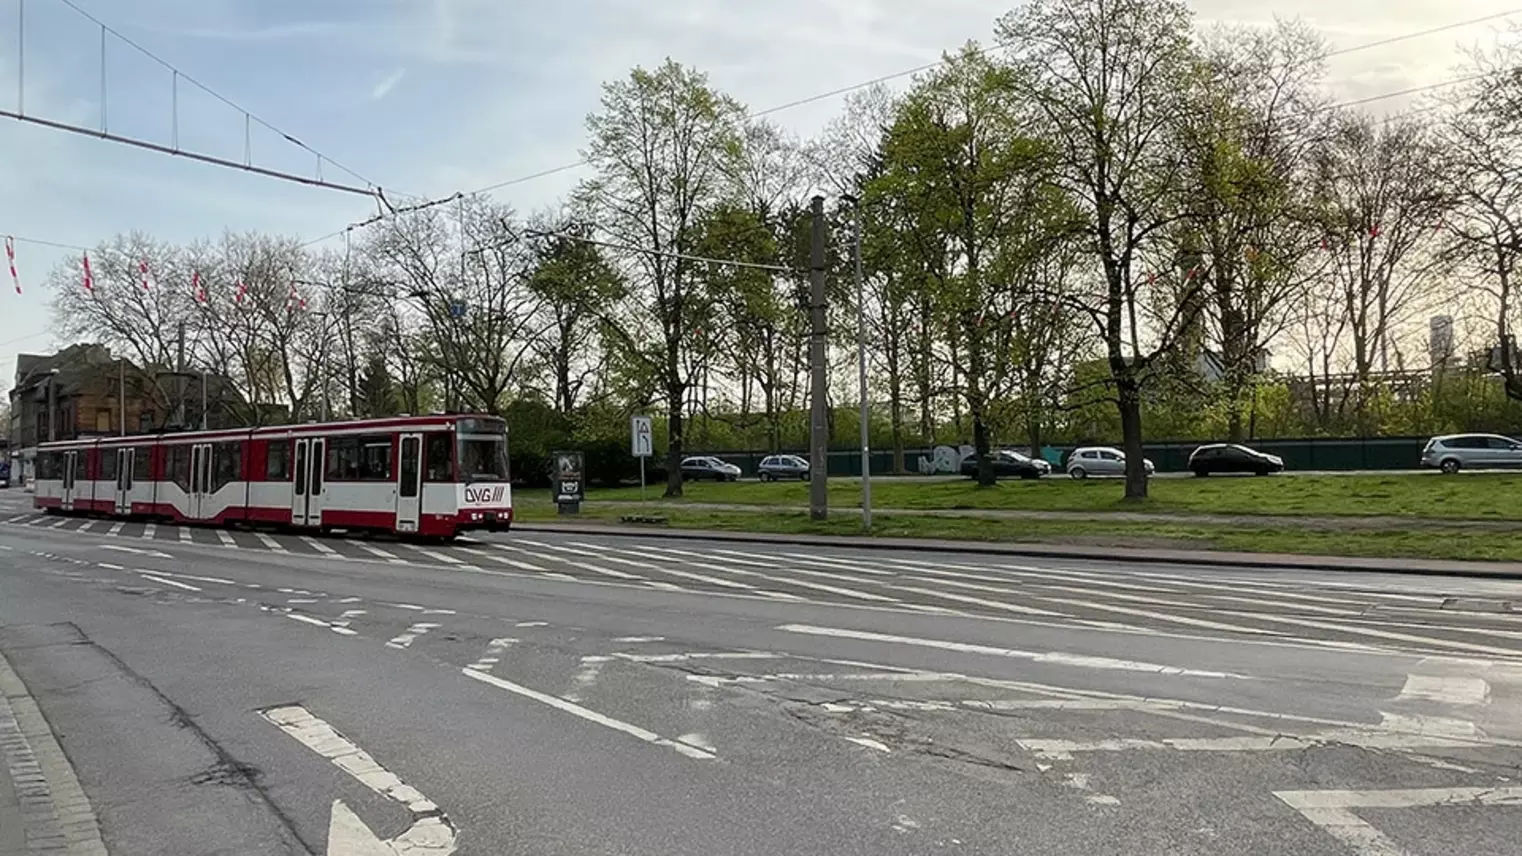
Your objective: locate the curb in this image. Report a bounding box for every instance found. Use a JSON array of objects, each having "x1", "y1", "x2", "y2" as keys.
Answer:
[{"x1": 511, "y1": 522, "x2": 1522, "y2": 581}]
